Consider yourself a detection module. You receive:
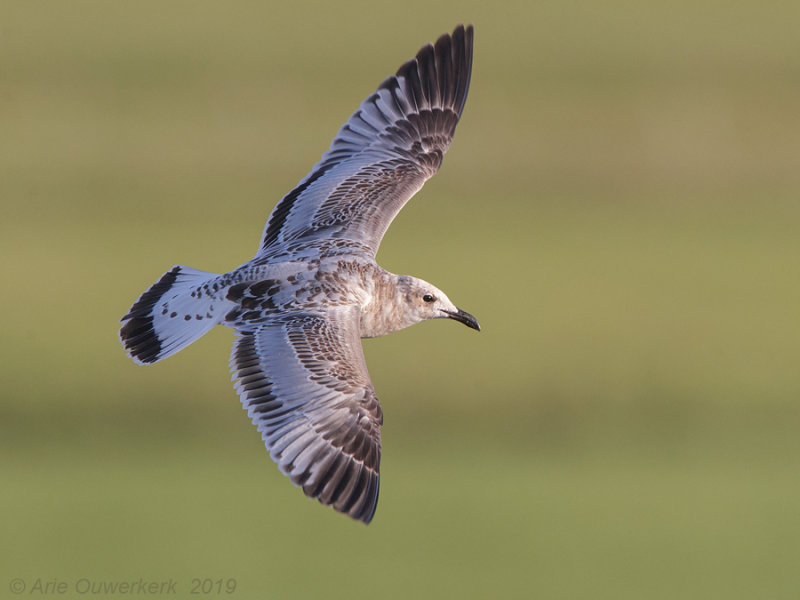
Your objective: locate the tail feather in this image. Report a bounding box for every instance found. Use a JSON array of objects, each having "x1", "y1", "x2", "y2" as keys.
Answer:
[{"x1": 120, "y1": 265, "x2": 224, "y2": 364}]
